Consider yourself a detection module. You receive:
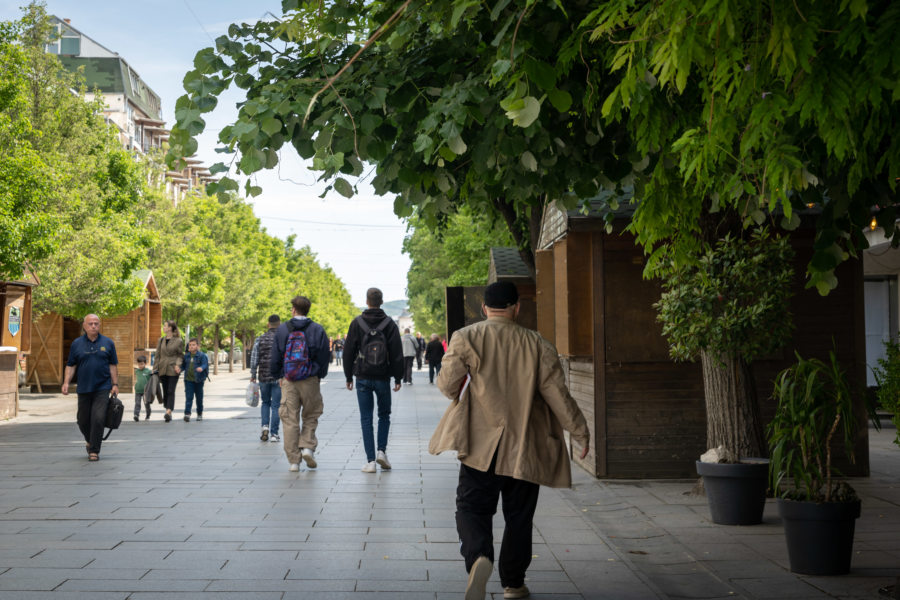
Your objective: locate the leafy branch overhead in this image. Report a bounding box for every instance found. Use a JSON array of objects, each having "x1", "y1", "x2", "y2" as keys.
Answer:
[{"x1": 168, "y1": 1, "x2": 898, "y2": 291}]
